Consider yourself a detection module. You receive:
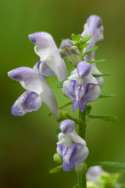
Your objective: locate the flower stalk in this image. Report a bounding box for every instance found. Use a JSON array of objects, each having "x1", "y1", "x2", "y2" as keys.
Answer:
[
  {"x1": 8, "y1": 14, "x2": 118, "y2": 188},
  {"x1": 79, "y1": 110, "x2": 87, "y2": 139},
  {"x1": 75, "y1": 109, "x2": 87, "y2": 188},
  {"x1": 76, "y1": 167, "x2": 86, "y2": 188}
]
